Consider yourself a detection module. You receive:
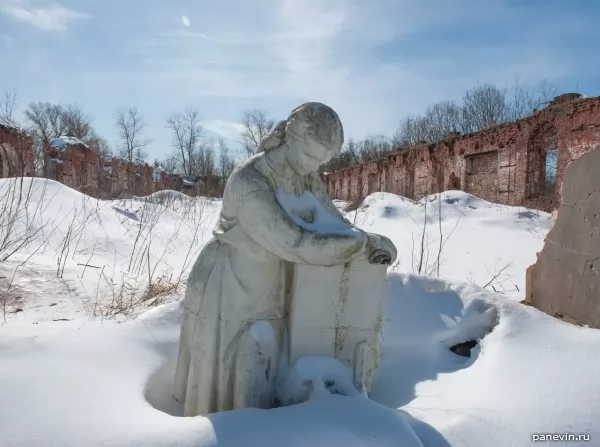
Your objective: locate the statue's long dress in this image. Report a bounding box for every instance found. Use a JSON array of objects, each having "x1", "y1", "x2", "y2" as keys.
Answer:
[{"x1": 173, "y1": 155, "x2": 364, "y2": 416}]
